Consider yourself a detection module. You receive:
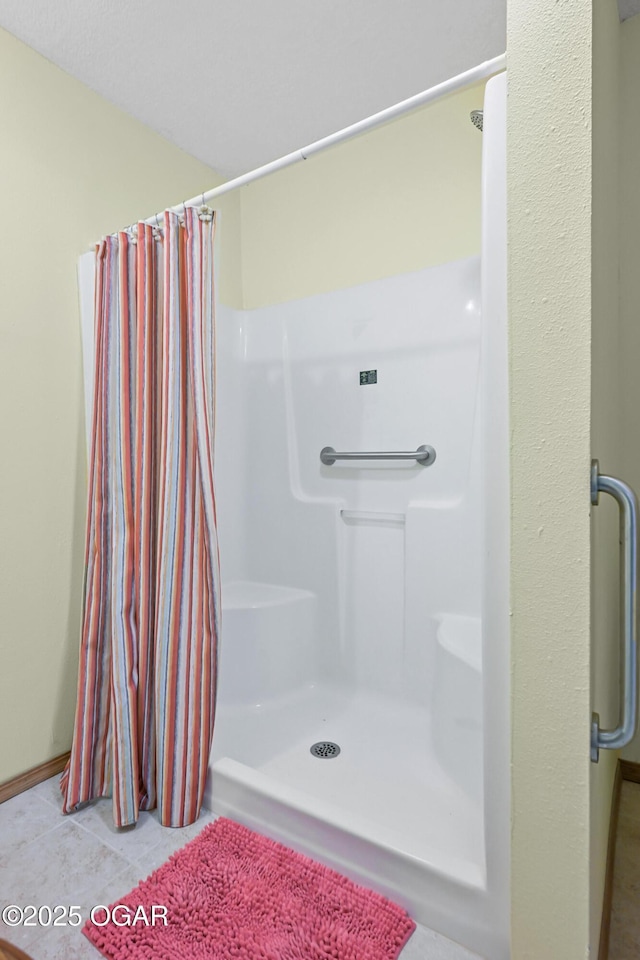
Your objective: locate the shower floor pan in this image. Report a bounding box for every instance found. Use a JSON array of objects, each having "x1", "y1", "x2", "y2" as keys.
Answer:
[{"x1": 204, "y1": 682, "x2": 487, "y2": 947}]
